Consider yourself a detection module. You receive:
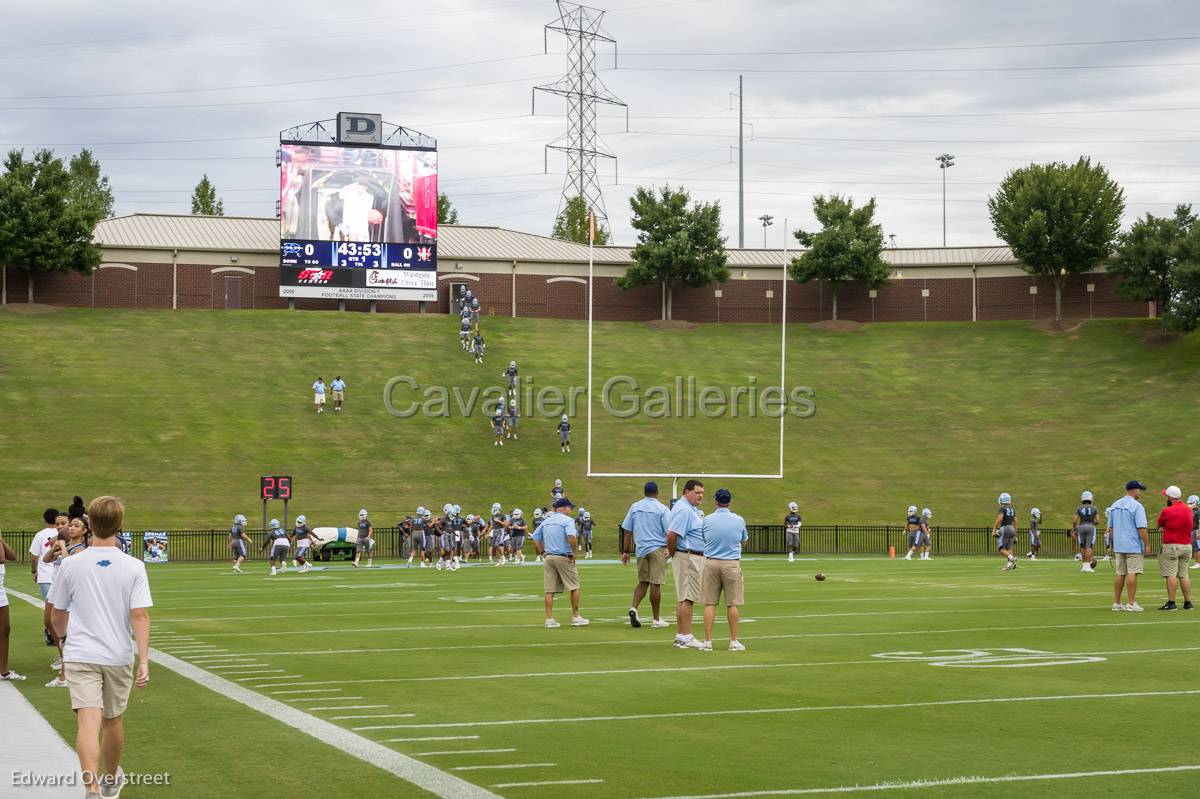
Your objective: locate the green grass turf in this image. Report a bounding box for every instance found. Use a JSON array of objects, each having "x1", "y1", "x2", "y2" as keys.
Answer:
[
  {"x1": 1, "y1": 308, "x2": 1199, "y2": 533},
  {"x1": 7, "y1": 556, "x2": 1199, "y2": 798}
]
